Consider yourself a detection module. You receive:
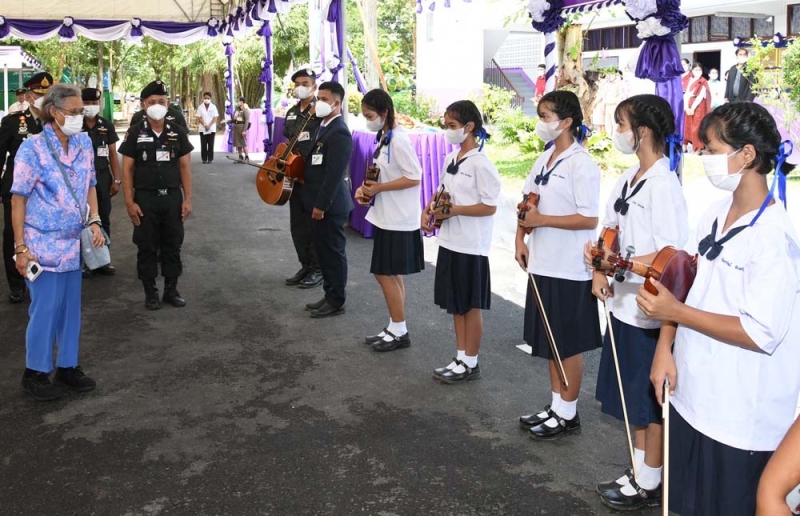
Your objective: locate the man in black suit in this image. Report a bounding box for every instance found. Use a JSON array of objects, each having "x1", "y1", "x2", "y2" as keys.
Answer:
[
  {"x1": 724, "y1": 48, "x2": 756, "y2": 103},
  {"x1": 302, "y1": 82, "x2": 353, "y2": 318}
]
